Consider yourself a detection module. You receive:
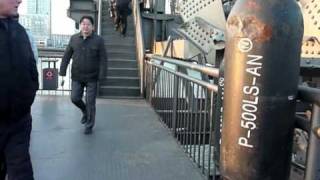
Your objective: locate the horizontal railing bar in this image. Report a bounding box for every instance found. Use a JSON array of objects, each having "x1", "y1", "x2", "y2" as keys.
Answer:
[
  {"x1": 147, "y1": 61, "x2": 218, "y2": 92},
  {"x1": 147, "y1": 54, "x2": 219, "y2": 77},
  {"x1": 298, "y1": 85, "x2": 320, "y2": 107},
  {"x1": 292, "y1": 161, "x2": 306, "y2": 170},
  {"x1": 295, "y1": 115, "x2": 311, "y2": 132}
]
